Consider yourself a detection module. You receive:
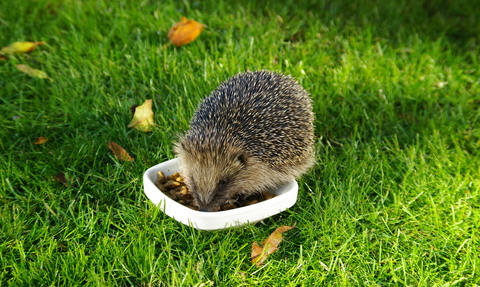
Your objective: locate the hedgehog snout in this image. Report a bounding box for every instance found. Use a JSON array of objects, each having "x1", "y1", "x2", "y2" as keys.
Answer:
[
  {"x1": 195, "y1": 199, "x2": 223, "y2": 212},
  {"x1": 193, "y1": 186, "x2": 234, "y2": 212}
]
